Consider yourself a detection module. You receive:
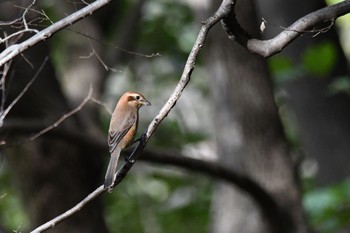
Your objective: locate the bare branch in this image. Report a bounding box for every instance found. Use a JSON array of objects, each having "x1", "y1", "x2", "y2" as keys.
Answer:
[
  {"x1": 0, "y1": 0, "x2": 113, "y2": 67},
  {"x1": 0, "y1": 28, "x2": 38, "y2": 44},
  {"x1": 0, "y1": 18, "x2": 21, "y2": 26},
  {"x1": 20, "y1": 125, "x2": 285, "y2": 233},
  {"x1": 106, "y1": 0, "x2": 237, "y2": 189},
  {"x1": 90, "y1": 97, "x2": 112, "y2": 114},
  {"x1": 30, "y1": 86, "x2": 93, "y2": 140},
  {"x1": 144, "y1": 0, "x2": 234, "y2": 140},
  {"x1": 80, "y1": 40, "x2": 113, "y2": 71},
  {"x1": 2, "y1": 121, "x2": 287, "y2": 233},
  {"x1": 222, "y1": 0, "x2": 350, "y2": 57},
  {"x1": 30, "y1": 186, "x2": 105, "y2": 233},
  {"x1": 0, "y1": 34, "x2": 13, "y2": 114},
  {"x1": 0, "y1": 57, "x2": 48, "y2": 127},
  {"x1": 19, "y1": 0, "x2": 37, "y2": 30},
  {"x1": 0, "y1": 1, "x2": 39, "y2": 44},
  {"x1": 70, "y1": 28, "x2": 161, "y2": 58}
]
